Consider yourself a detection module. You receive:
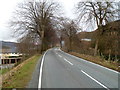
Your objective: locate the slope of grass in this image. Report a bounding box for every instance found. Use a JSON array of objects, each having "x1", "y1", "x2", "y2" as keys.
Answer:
[
  {"x1": 2, "y1": 54, "x2": 41, "y2": 88},
  {"x1": 0, "y1": 68, "x2": 11, "y2": 75},
  {"x1": 69, "y1": 52, "x2": 119, "y2": 71}
]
